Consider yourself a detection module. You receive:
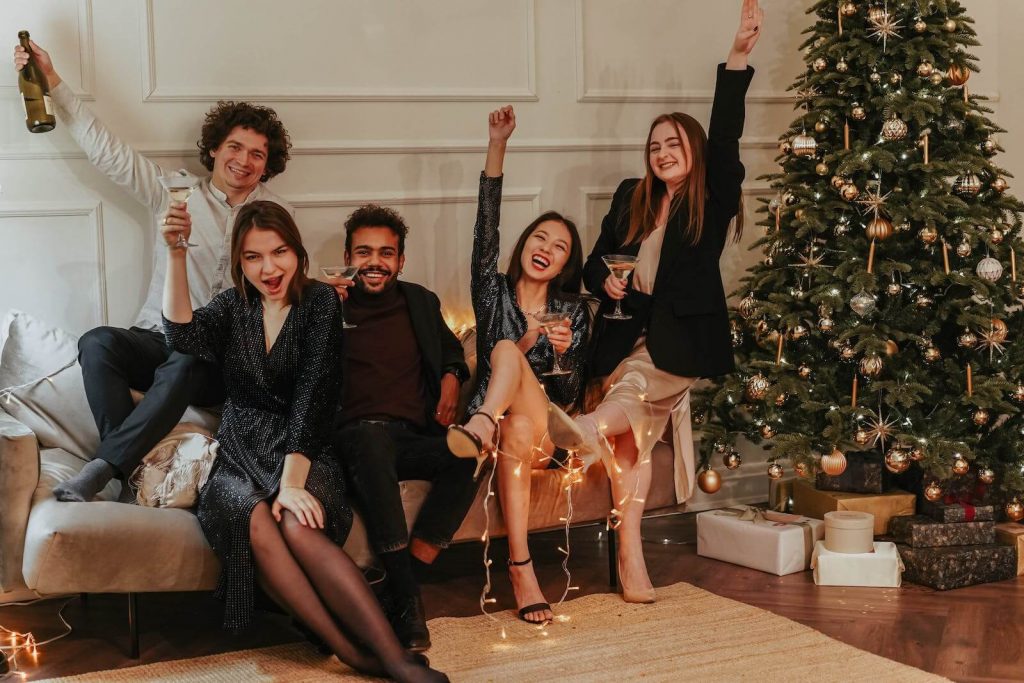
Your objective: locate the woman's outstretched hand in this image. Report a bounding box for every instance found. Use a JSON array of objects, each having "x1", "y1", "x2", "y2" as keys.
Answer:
[
  {"x1": 728, "y1": 0, "x2": 763, "y2": 67},
  {"x1": 488, "y1": 105, "x2": 516, "y2": 143}
]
